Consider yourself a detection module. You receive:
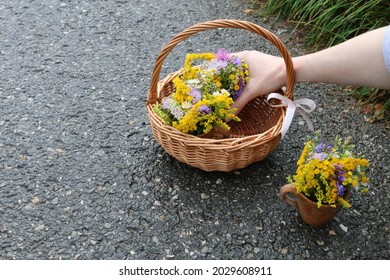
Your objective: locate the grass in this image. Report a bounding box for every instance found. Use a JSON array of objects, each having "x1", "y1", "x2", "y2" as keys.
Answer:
[
  {"x1": 261, "y1": 0, "x2": 389, "y2": 49},
  {"x1": 258, "y1": 0, "x2": 390, "y2": 121}
]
